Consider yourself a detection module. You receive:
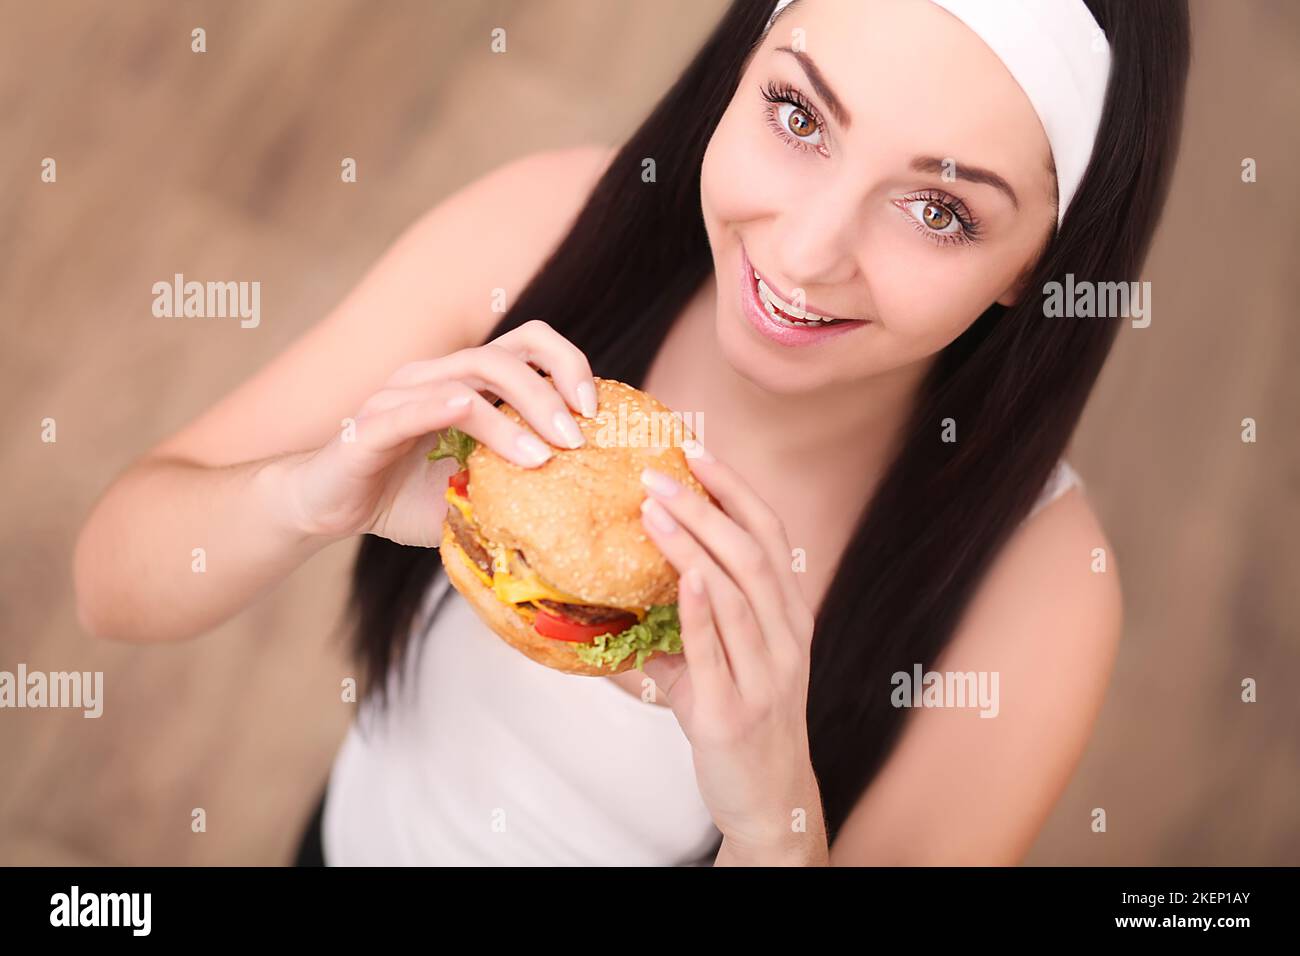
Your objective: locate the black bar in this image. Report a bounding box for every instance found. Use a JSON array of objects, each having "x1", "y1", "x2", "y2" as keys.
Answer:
[{"x1": 0, "y1": 866, "x2": 1287, "y2": 941}]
